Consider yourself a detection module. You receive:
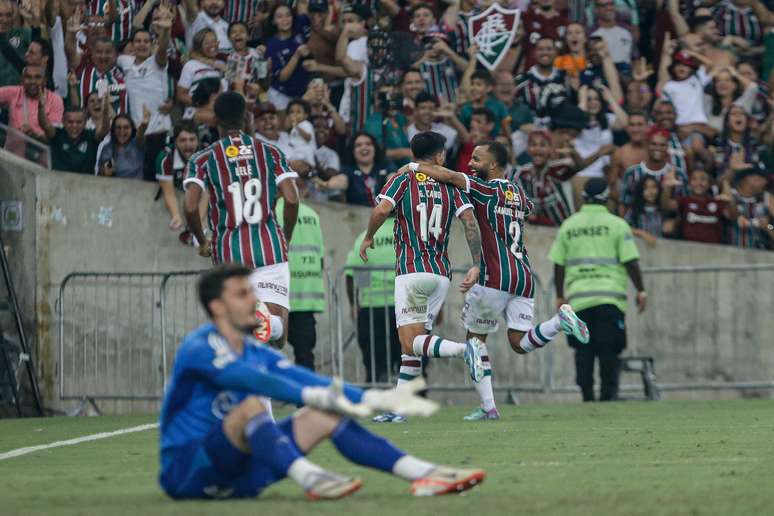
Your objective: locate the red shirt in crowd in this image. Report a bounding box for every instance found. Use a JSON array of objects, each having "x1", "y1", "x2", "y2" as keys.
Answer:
[
  {"x1": 676, "y1": 196, "x2": 728, "y2": 244},
  {"x1": 521, "y1": 8, "x2": 570, "y2": 69}
]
